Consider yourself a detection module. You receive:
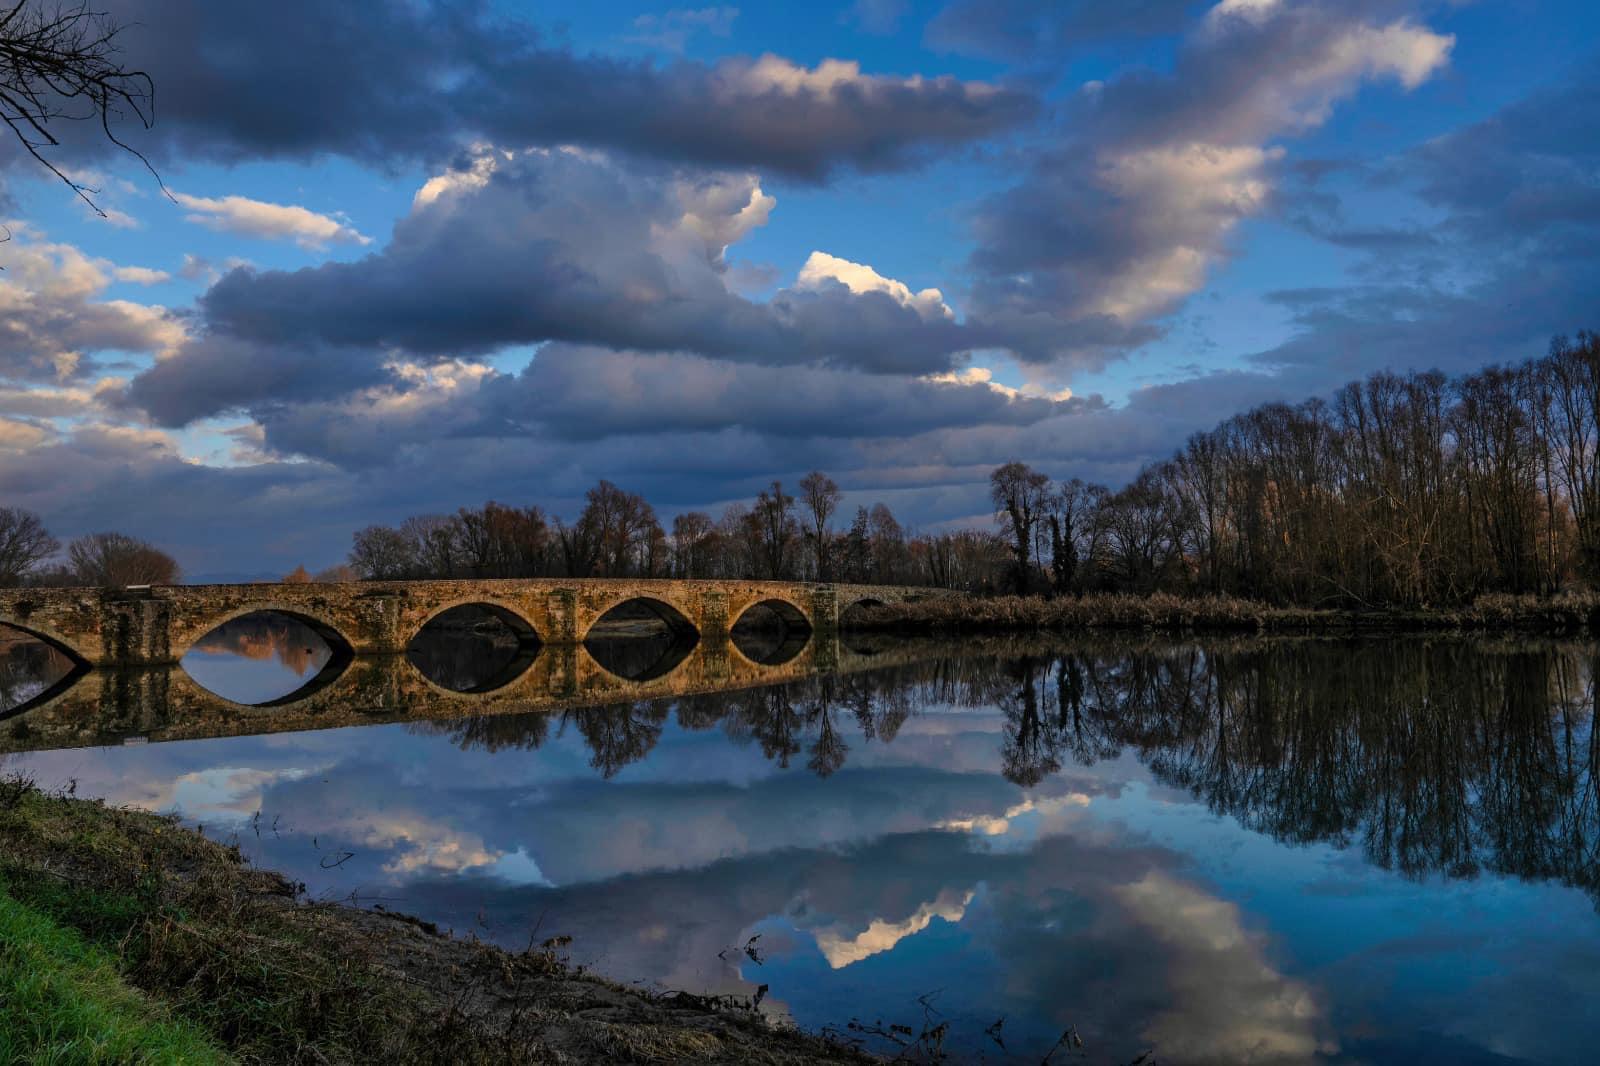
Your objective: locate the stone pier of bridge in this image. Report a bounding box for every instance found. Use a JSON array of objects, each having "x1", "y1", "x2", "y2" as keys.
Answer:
[{"x1": 0, "y1": 578, "x2": 948, "y2": 668}]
